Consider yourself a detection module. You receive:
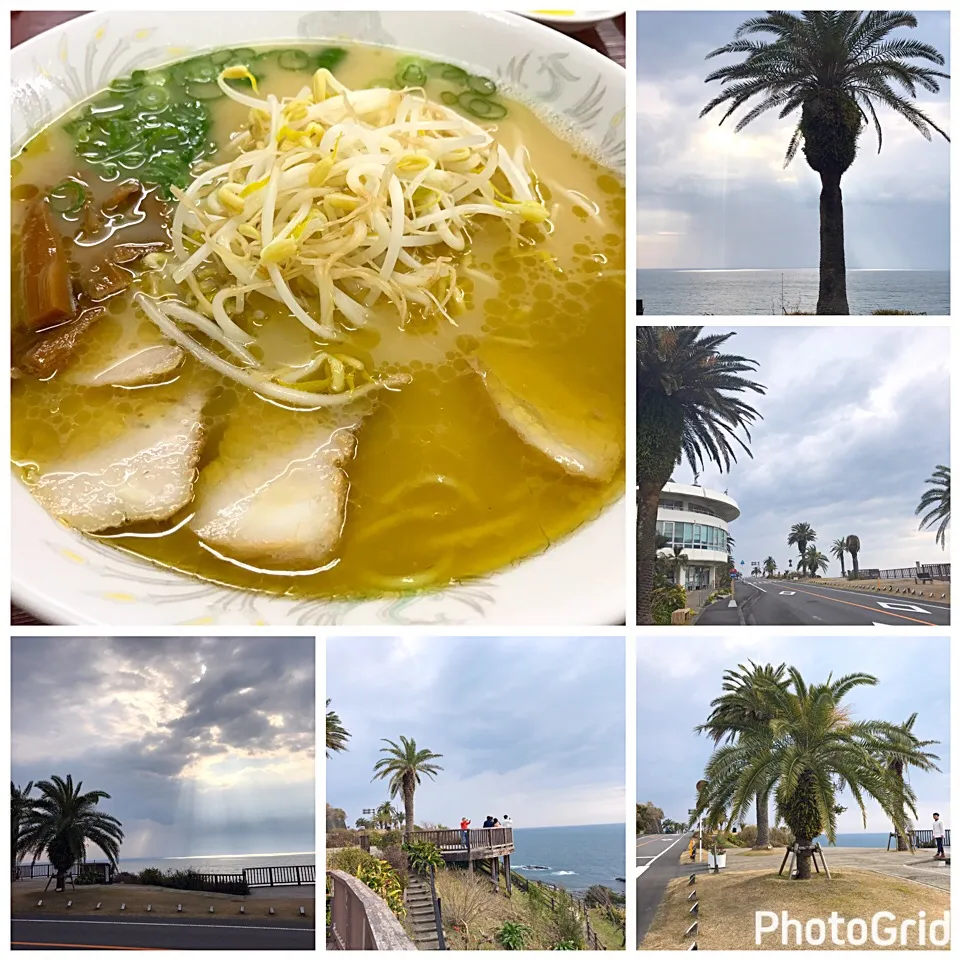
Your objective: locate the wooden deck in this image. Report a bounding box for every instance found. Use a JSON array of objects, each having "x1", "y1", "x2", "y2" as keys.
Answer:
[{"x1": 410, "y1": 827, "x2": 514, "y2": 864}]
